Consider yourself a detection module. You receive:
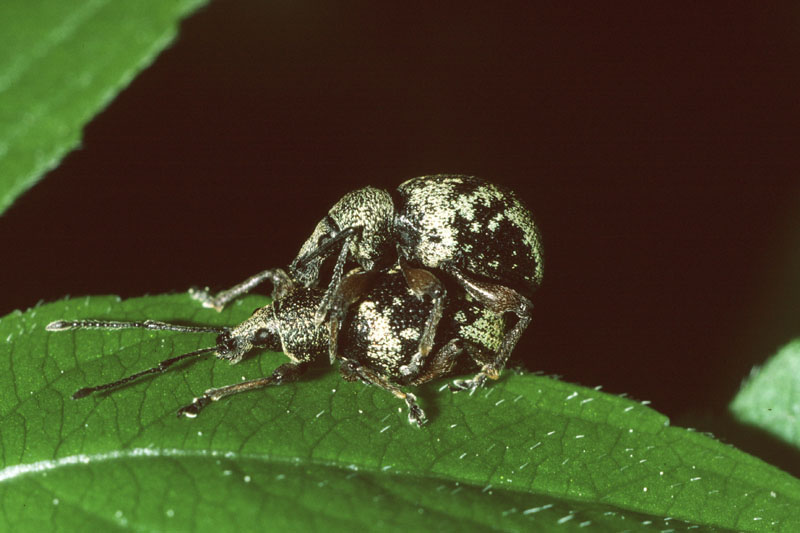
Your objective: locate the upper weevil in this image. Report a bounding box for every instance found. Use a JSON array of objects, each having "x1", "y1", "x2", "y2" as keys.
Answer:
[
  {"x1": 47, "y1": 265, "x2": 509, "y2": 425},
  {"x1": 192, "y1": 174, "x2": 543, "y2": 388}
]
